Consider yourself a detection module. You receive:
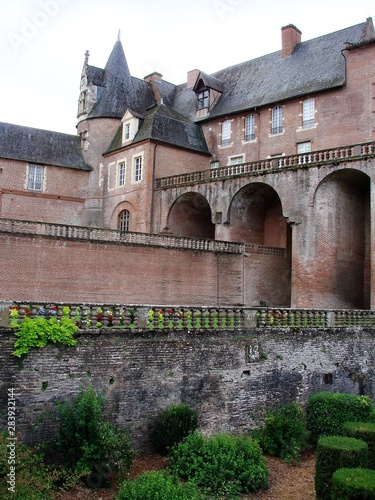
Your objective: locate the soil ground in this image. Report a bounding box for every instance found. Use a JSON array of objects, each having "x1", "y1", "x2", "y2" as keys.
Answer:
[{"x1": 57, "y1": 449, "x2": 316, "y2": 499}]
